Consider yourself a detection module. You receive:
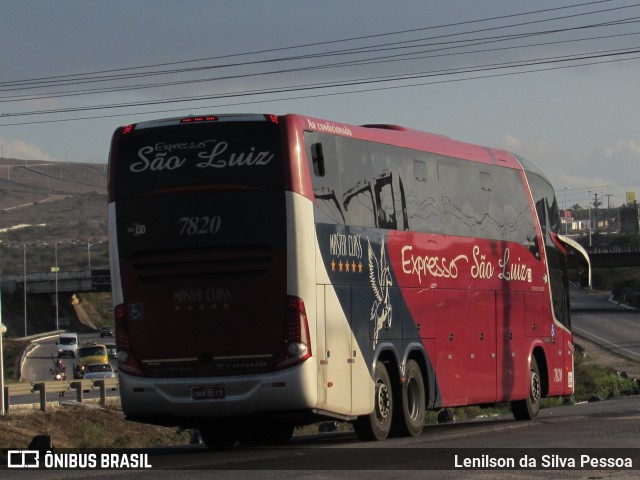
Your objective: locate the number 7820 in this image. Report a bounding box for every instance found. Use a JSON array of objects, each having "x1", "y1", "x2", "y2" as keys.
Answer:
[{"x1": 178, "y1": 216, "x2": 222, "y2": 236}]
